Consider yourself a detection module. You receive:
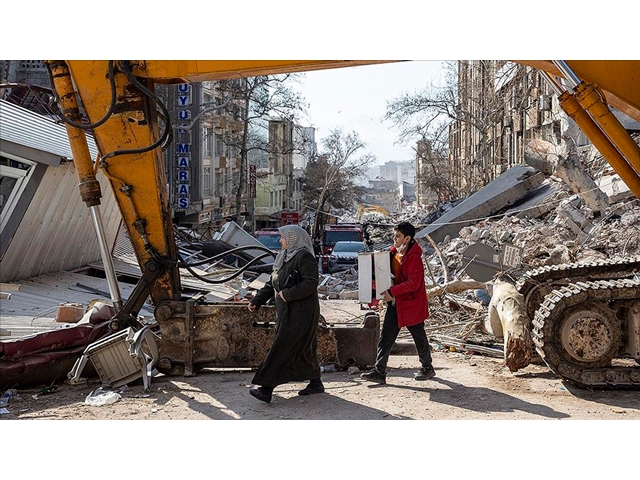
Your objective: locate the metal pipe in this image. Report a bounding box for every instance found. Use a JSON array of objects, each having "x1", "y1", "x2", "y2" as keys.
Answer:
[
  {"x1": 45, "y1": 61, "x2": 102, "y2": 208},
  {"x1": 558, "y1": 91, "x2": 640, "y2": 197},
  {"x1": 574, "y1": 82, "x2": 640, "y2": 176},
  {"x1": 540, "y1": 71, "x2": 564, "y2": 96},
  {"x1": 90, "y1": 205, "x2": 123, "y2": 311},
  {"x1": 47, "y1": 60, "x2": 123, "y2": 310},
  {"x1": 552, "y1": 60, "x2": 581, "y2": 89}
]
